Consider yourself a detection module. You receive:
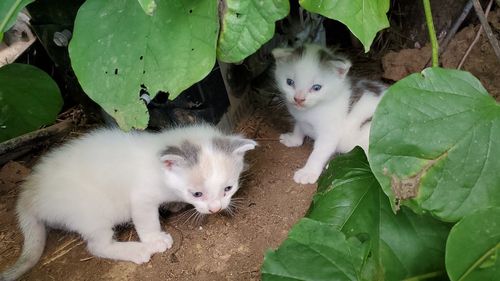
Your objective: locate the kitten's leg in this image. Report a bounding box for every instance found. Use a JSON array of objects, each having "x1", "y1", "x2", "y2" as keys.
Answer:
[
  {"x1": 131, "y1": 201, "x2": 173, "y2": 254},
  {"x1": 85, "y1": 228, "x2": 153, "y2": 264},
  {"x1": 294, "y1": 137, "x2": 338, "y2": 184},
  {"x1": 280, "y1": 123, "x2": 305, "y2": 147}
]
